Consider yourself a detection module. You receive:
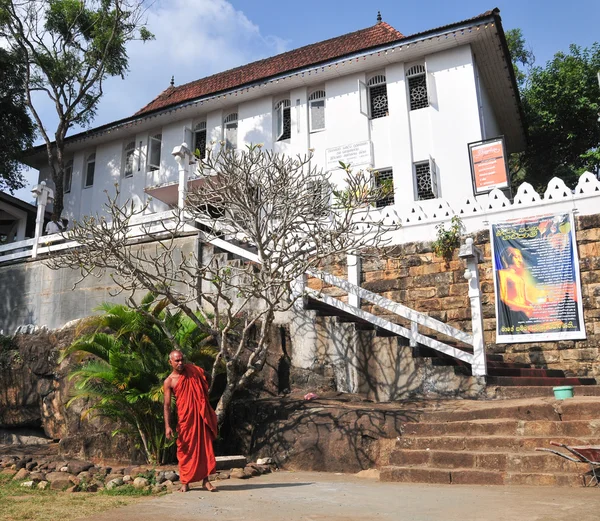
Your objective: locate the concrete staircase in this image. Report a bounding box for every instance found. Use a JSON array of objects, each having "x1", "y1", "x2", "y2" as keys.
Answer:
[{"x1": 380, "y1": 397, "x2": 600, "y2": 486}]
